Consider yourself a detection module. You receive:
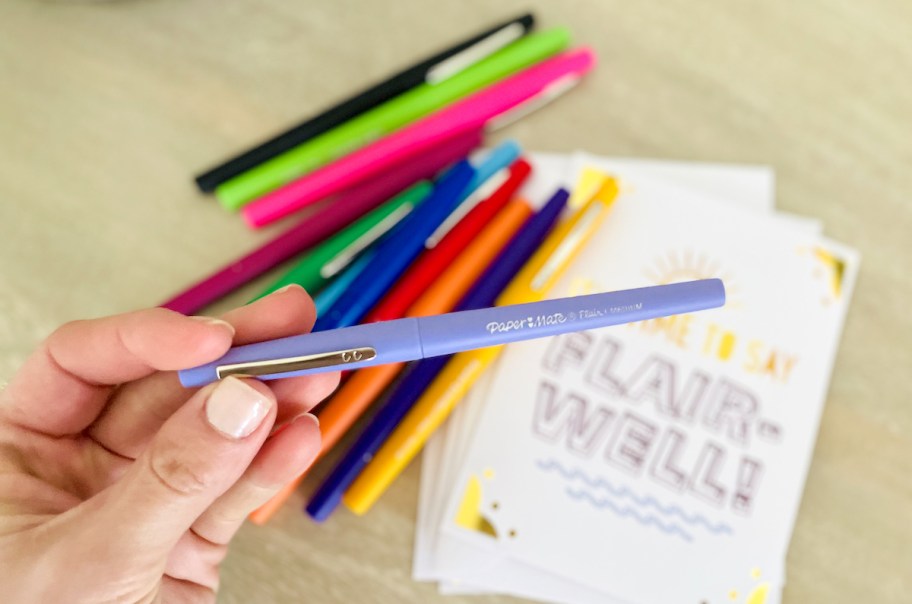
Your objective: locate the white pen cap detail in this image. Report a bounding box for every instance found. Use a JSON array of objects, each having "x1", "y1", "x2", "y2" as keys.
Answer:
[{"x1": 425, "y1": 22, "x2": 526, "y2": 85}]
